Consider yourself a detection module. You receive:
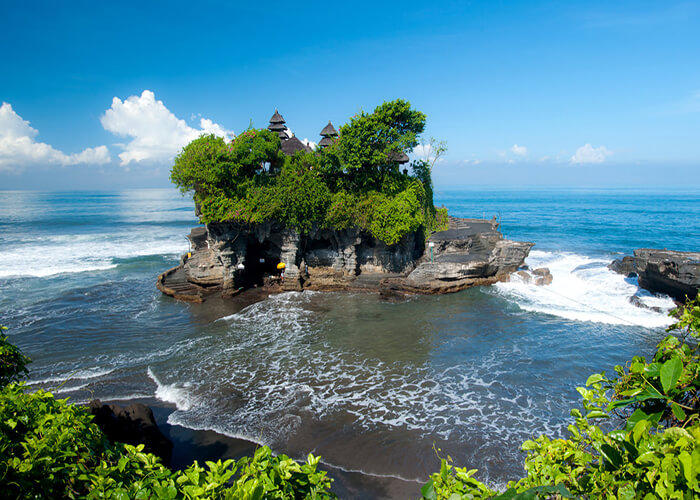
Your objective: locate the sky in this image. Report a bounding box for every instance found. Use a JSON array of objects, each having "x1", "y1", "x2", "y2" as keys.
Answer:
[{"x1": 1, "y1": 0, "x2": 699, "y2": 190}]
